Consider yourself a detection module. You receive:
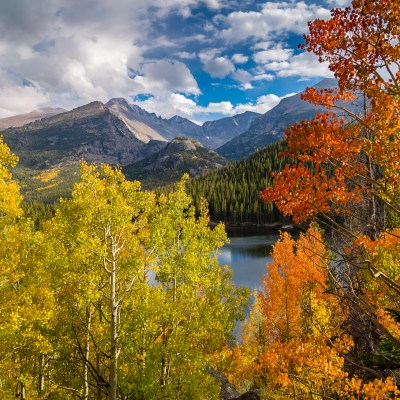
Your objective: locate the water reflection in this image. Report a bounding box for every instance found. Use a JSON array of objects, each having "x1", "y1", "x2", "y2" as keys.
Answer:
[{"x1": 219, "y1": 227, "x2": 281, "y2": 290}]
